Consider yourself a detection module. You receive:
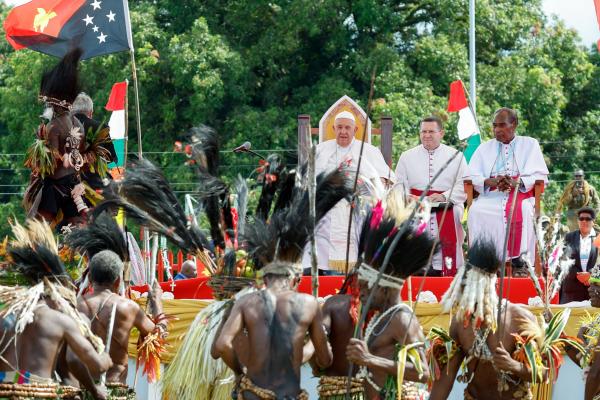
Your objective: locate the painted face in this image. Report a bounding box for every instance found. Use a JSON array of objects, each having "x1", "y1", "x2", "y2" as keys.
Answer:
[
  {"x1": 419, "y1": 121, "x2": 444, "y2": 150},
  {"x1": 492, "y1": 111, "x2": 517, "y2": 144},
  {"x1": 334, "y1": 118, "x2": 357, "y2": 148},
  {"x1": 589, "y1": 283, "x2": 600, "y2": 307}
]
